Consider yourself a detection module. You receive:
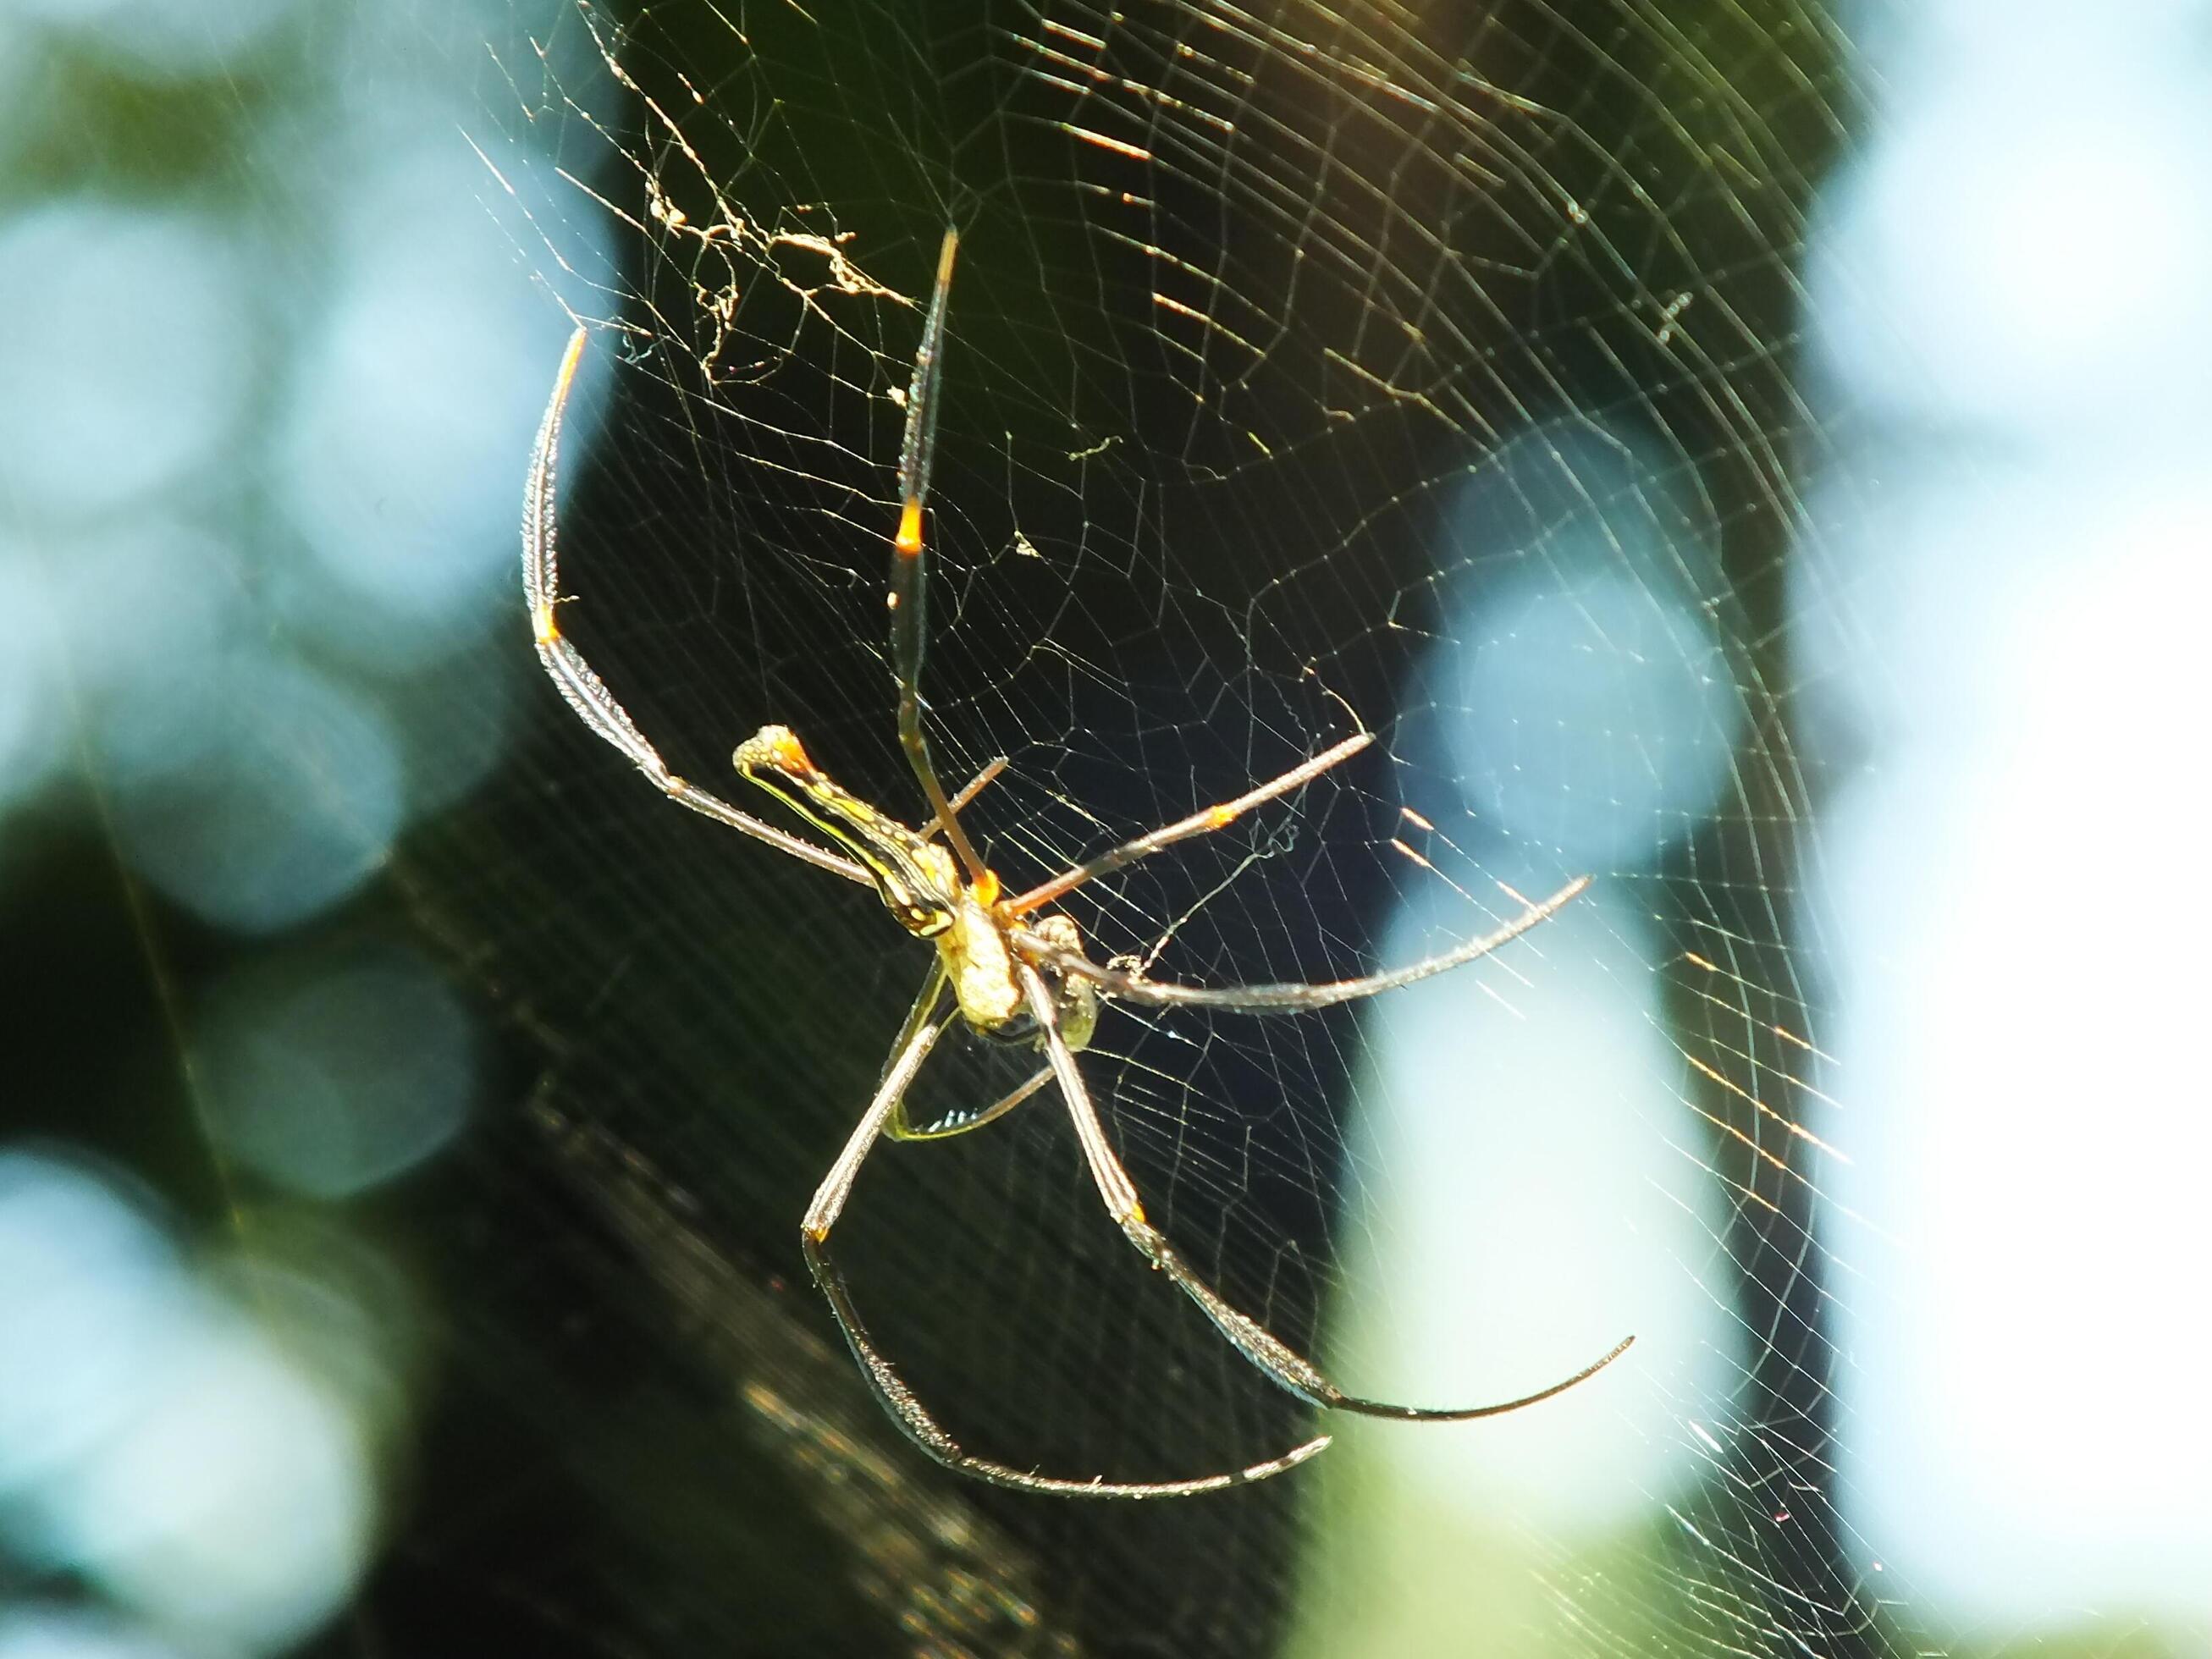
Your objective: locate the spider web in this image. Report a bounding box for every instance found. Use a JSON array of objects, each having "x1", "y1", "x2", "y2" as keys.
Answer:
[{"x1": 414, "y1": 0, "x2": 1874, "y2": 1651}]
